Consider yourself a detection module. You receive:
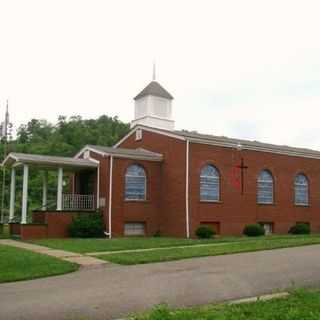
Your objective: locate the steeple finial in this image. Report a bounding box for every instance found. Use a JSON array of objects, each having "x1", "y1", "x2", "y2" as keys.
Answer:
[{"x1": 152, "y1": 61, "x2": 156, "y2": 81}]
